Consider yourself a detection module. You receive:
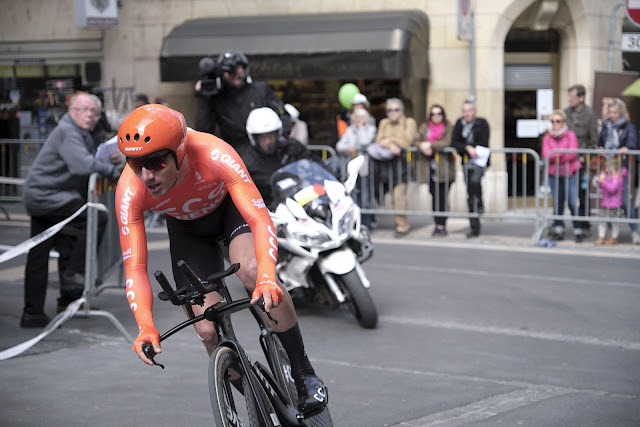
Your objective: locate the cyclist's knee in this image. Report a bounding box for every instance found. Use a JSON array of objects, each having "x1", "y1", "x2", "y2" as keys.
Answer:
[
  {"x1": 196, "y1": 322, "x2": 218, "y2": 346},
  {"x1": 236, "y1": 257, "x2": 257, "y2": 290}
]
